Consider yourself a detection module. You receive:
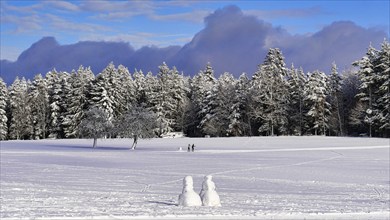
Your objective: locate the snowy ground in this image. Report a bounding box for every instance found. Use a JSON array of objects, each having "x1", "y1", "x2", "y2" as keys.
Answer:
[{"x1": 1, "y1": 136, "x2": 389, "y2": 219}]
